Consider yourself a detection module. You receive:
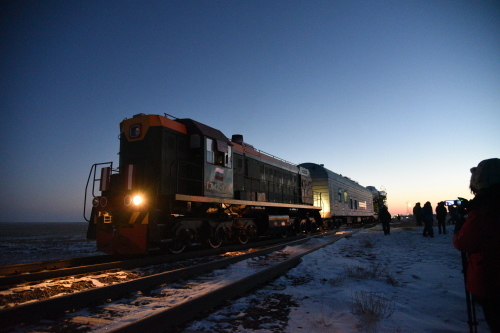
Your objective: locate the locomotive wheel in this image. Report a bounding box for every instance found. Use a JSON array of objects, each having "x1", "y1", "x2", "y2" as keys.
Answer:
[
  {"x1": 304, "y1": 220, "x2": 312, "y2": 234},
  {"x1": 207, "y1": 230, "x2": 223, "y2": 248},
  {"x1": 238, "y1": 224, "x2": 256, "y2": 244},
  {"x1": 237, "y1": 232, "x2": 249, "y2": 245},
  {"x1": 295, "y1": 219, "x2": 311, "y2": 234},
  {"x1": 168, "y1": 240, "x2": 186, "y2": 254},
  {"x1": 292, "y1": 219, "x2": 302, "y2": 236},
  {"x1": 300, "y1": 221, "x2": 306, "y2": 233}
]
